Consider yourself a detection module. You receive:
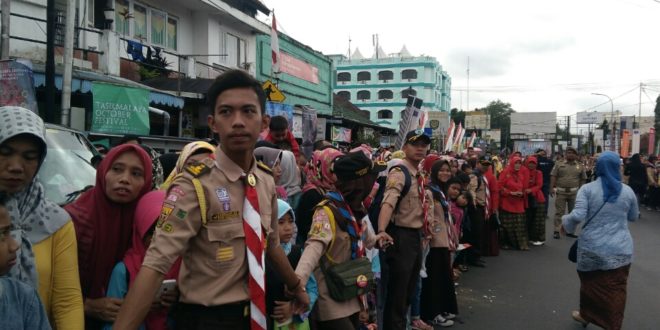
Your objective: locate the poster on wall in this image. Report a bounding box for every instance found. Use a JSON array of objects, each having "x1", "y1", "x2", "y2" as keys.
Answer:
[
  {"x1": 91, "y1": 82, "x2": 150, "y2": 135},
  {"x1": 316, "y1": 117, "x2": 327, "y2": 141},
  {"x1": 266, "y1": 101, "x2": 294, "y2": 130},
  {"x1": 181, "y1": 110, "x2": 194, "y2": 138},
  {"x1": 293, "y1": 114, "x2": 303, "y2": 139},
  {"x1": 300, "y1": 106, "x2": 318, "y2": 159},
  {"x1": 332, "y1": 126, "x2": 352, "y2": 143},
  {"x1": 0, "y1": 59, "x2": 39, "y2": 113}
]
